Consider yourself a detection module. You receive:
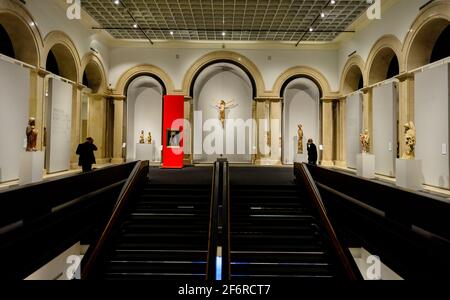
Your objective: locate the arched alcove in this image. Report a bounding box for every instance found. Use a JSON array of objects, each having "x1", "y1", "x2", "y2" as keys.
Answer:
[
  {"x1": 45, "y1": 44, "x2": 78, "y2": 82},
  {"x1": 182, "y1": 51, "x2": 265, "y2": 98},
  {"x1": 82, "y1": 61, "x2": 103, "y2": 93},
  {"x1": 343, "y1": 65, "x2": 364, "y2": 94},
  {"x1": 193, "y1": 62, "x2": 254, "y2": 163},
  {"x1": 430, "y1": 25, "x2": 450, "y2": 63},
  {"x1": 282, "y1": 78, "x2": 321, "y2": 164},
  {"x1": 368, "y1": 48, "x2": 400, "y2": 85},
  {"x1": 0, "y1": 12, "x2": 39, "y2": 65},
  {"x1": 406, "y1": 18, "x2": 450, "y2": 70},
  {"x1": 126, "y1": 76, "x2": 165, "y2": 162}
]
